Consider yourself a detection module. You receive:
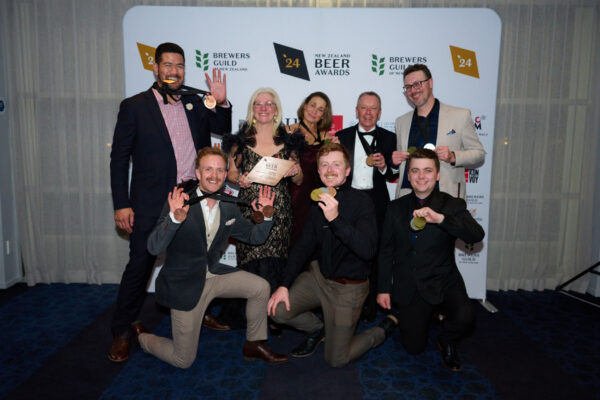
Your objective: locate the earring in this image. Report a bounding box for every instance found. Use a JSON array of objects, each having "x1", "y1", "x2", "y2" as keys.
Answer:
[{"x1": 252, "y1": 118, "x2": 256, "y2": 126}]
